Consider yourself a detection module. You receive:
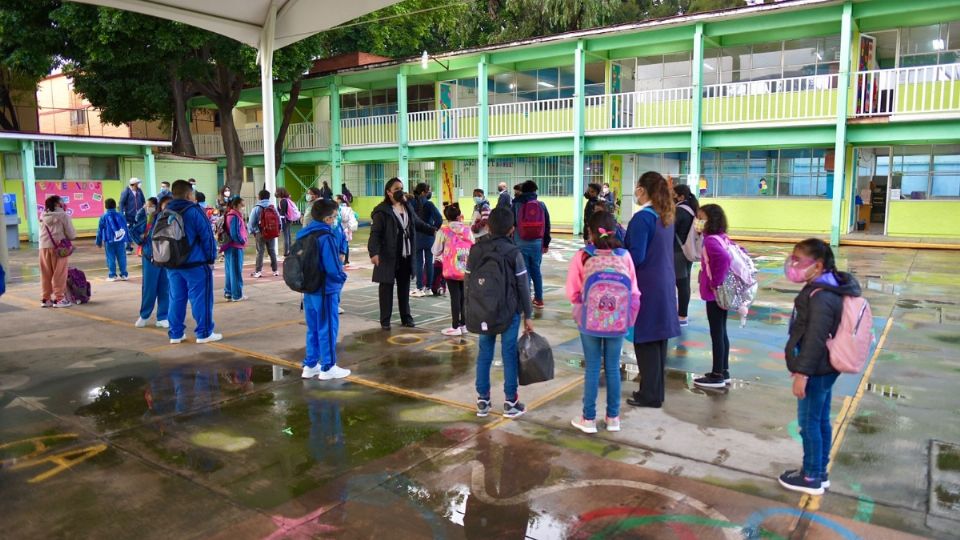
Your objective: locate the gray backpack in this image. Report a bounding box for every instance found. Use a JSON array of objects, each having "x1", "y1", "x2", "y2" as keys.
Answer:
[
  {"x1": 677, "y1": 204, "x2": 702, "y2": 262},
  {"x1": 151, "y1": 207, "x2": 193, "y2": 268}
]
